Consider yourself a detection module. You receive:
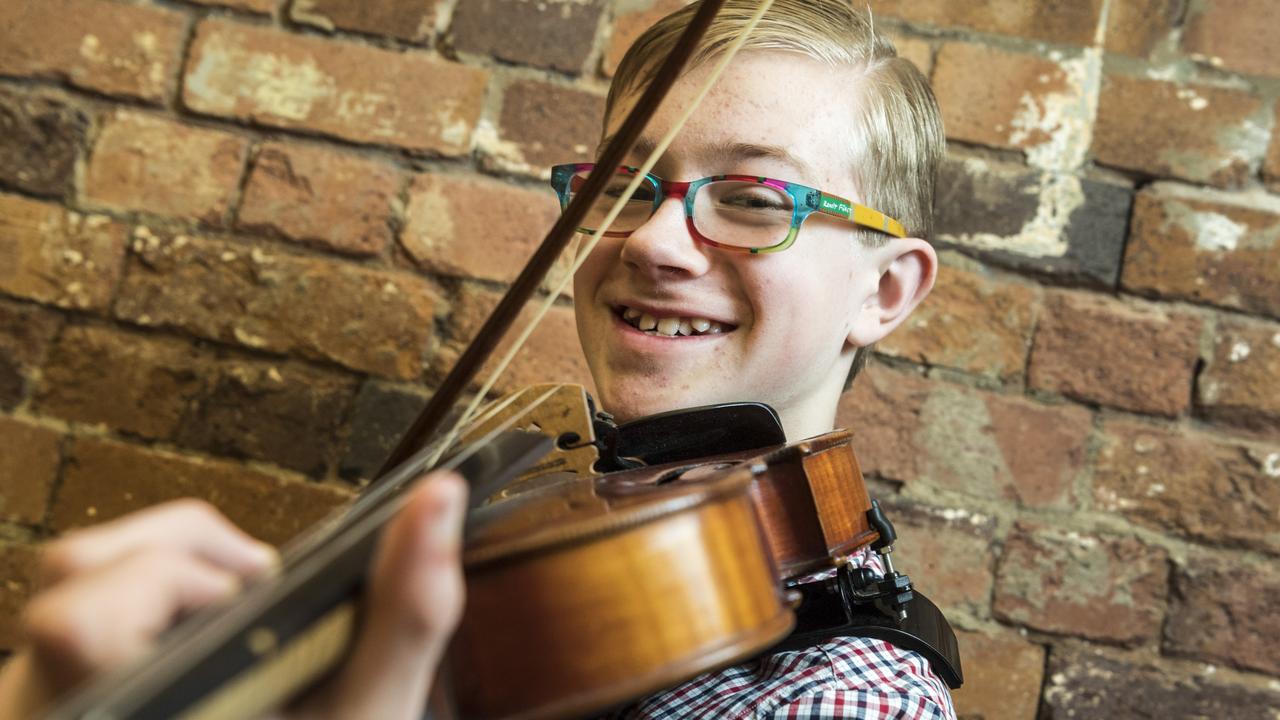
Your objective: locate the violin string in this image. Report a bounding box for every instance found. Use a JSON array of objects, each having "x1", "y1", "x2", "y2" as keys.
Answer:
[{"x1": 431, "y1": 0, "x2": 779, "y2": 465}]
